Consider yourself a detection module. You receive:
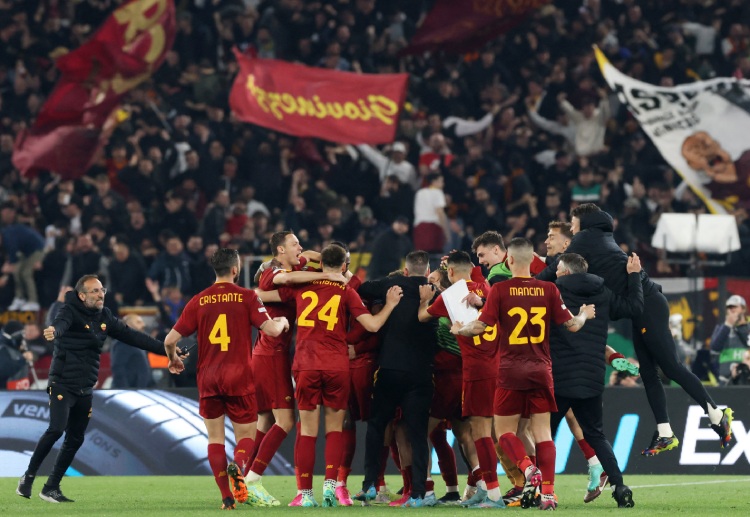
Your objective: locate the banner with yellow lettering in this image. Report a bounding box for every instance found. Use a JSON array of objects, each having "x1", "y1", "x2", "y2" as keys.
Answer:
[
  {"x1": 13, "y1": 0, "x2": 176, "y2": 178},
  {"x1": 400, "y1": 0, "x2": 550, "y2": 56},
  {"x1": 229, "y1": 51, "x2": 408, "y2": 145}
]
